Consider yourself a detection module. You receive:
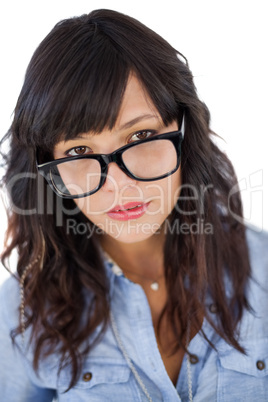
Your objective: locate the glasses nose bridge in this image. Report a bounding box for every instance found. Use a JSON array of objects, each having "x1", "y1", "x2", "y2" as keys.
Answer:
[
  {"x1": 101, "y1": 150, "x2": 133, "y2": 184},
  {"x1": 102, "y1": 151, "x2": 121, "y2": 170}
]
